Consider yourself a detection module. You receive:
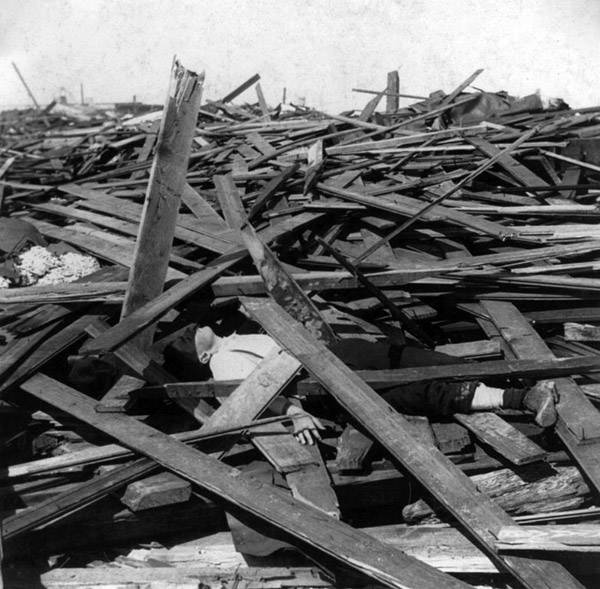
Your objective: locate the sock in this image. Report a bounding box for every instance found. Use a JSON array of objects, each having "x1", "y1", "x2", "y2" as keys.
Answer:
[{"x1": 469, "y1": 383, "x2": 506, "y2": 410}]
